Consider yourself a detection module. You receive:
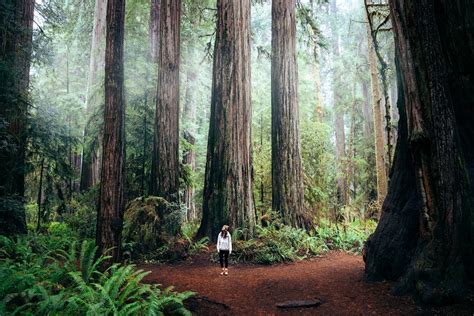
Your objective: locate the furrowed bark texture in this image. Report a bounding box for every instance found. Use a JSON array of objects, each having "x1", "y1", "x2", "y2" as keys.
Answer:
[
  {"x1": 197, "y1": 0, "x2": 255, "y2": 241},
  {"x1": 271, "y1": 0, "x2": 308, "y2": 229},
  {"x1": 96, "y1": 0, "x2": 126, "y2": 263},
  {"x1": 0, "y1": 0, "x2": 34, "y2": 235},
  {"x1": 151, "y1": 0, "x2": 181, "y2": 204},
  {"x1": 365, "y1": 0, "x2": 474, "y2": 303}
]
